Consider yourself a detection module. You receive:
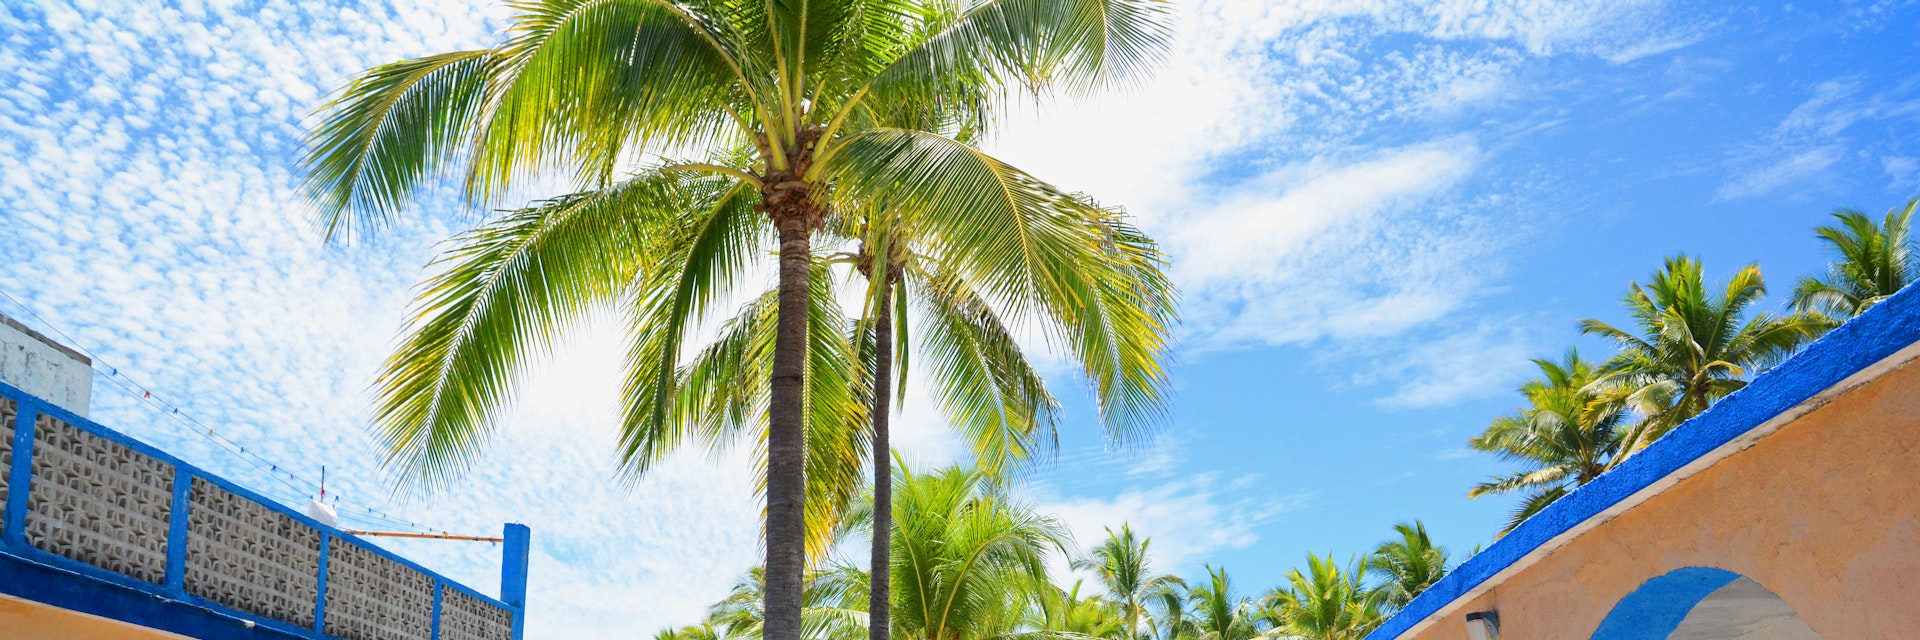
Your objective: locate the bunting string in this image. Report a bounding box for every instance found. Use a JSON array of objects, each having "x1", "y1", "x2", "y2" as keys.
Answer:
[{"x1": 0, "y1": 288, "x2": 434, "y2": 534}]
